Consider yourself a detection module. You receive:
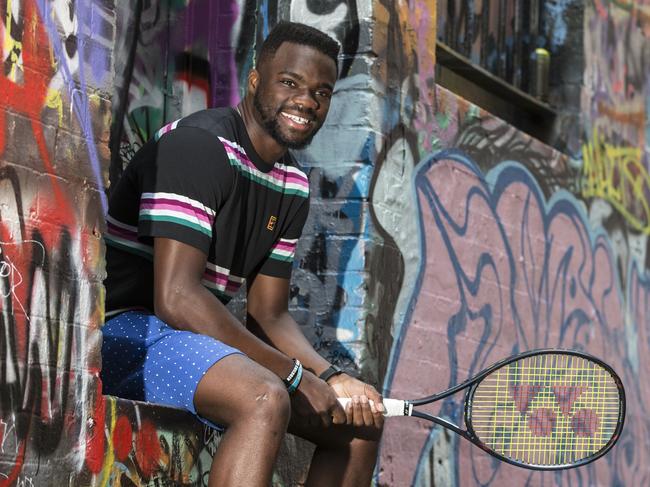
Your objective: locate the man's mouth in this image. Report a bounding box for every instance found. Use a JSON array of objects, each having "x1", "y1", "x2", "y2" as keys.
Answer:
[{"x1": 281, "y1": 111, "x2": 313, "y2": 128}]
